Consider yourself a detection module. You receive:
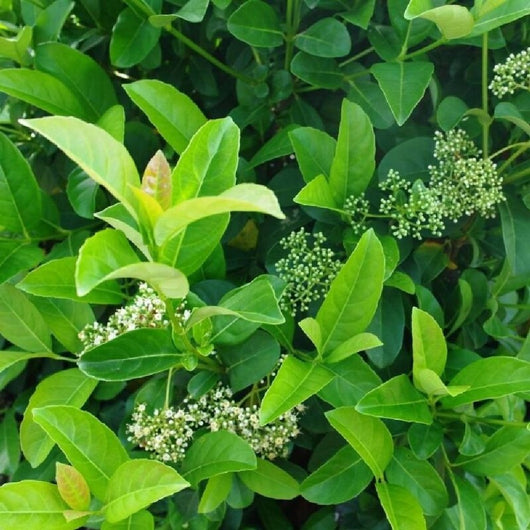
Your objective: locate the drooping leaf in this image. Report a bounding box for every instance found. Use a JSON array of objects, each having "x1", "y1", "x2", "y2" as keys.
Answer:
[
  {"x1": 325, "y1": 406, "x2": 393, "y2": 479},
  {"x1": 376, "y1": 482, "x2": 427, "y2": 530},
  {"x1": 32, "y1": 405, "x2": 129, "y2": 500},
  {"x1": 104, "y1": 459, "x2": 189, "y2": 523},
  {"x1": 239, "y1": 458, "x2": 299, "y2": 500},
  {"x1": 181, "y1": 431, "x2": 256, "y2": 487}
]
